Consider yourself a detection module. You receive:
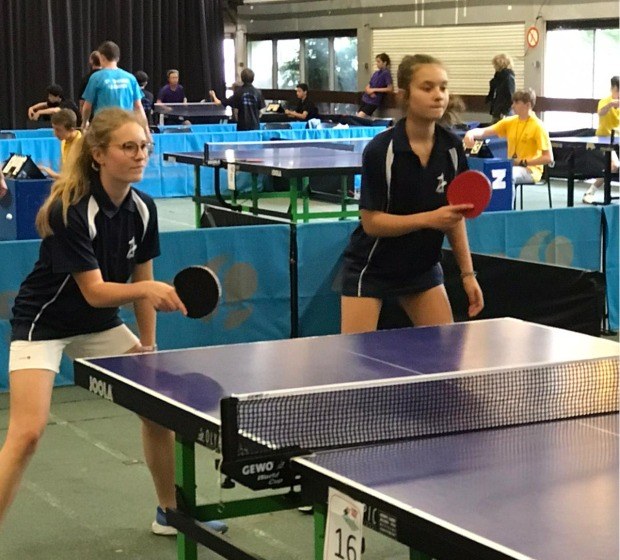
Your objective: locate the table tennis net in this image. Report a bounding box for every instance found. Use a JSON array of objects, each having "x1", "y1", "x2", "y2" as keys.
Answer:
[{"x1": 224, "y1": 357, "x2": 618, "y2": 458}]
